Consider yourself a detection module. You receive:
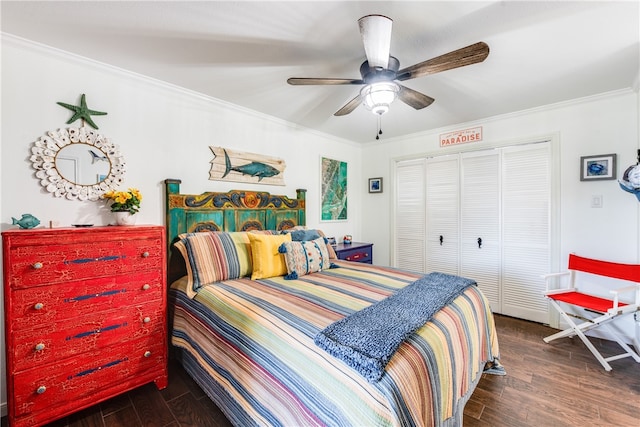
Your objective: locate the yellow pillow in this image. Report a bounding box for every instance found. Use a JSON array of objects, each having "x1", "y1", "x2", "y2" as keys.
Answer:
[{"x1": 248, "y1": 233, "x2": 292, "y2": 280}]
